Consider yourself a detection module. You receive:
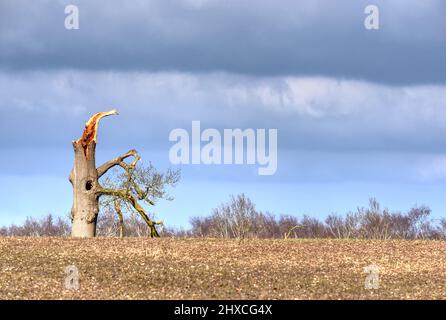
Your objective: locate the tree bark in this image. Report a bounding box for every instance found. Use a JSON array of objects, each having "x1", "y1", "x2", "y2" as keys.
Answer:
[
  {"x1": 70, "y1": 142, "x2": 99, "y2": 237},
  {"x1": 69, "y1": 109, "x2": 118, "y2": 237}
]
